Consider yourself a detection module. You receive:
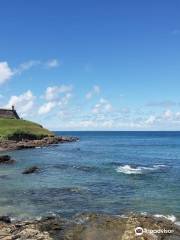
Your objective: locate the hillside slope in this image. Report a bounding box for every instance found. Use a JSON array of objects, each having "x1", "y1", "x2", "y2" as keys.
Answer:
[{"x1": 0, "y1": 118, "x2": 54, "y2": 140}]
